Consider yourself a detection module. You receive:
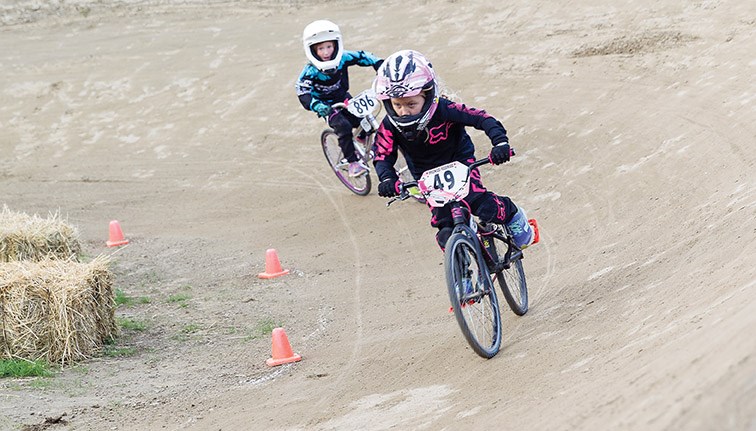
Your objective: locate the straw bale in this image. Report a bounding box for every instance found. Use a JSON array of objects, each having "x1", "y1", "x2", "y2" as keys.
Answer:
[
  {"x1": 0, "y1": 256, "x2": 117, "y2": 365},
  {"x1": 0, "y1": 205, "x2": 82, "y2": 262}
]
